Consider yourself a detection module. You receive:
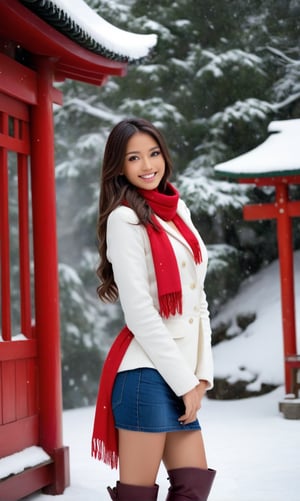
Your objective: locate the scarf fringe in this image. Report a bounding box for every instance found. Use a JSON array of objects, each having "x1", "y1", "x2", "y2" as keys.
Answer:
[
  {"x1": 159, "y1": 291, "x2": 182, "y2": 318},
  {"x1": 92, "y1": 437, "x2": 119, "y2": 469},
  {"x1": 172, "y1": 213, "x2": 202, "y2": 265},
  {"x1": 193, "y1": 244, "x2": 202, "y2": 265}
]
